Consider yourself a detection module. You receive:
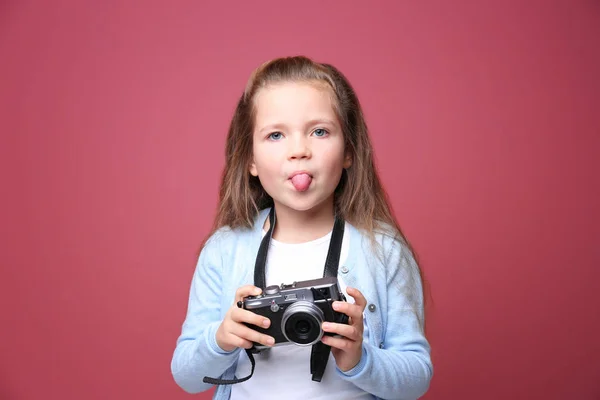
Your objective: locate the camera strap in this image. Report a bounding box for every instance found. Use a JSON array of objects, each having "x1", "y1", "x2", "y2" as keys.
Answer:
[
  {"x1": 203, "y1": 206, "x2": 345, "y2": 385},
  {"x1": 255, "y1": 206, "x2": 345, "y2": 290}
]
